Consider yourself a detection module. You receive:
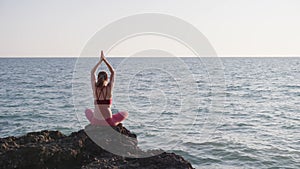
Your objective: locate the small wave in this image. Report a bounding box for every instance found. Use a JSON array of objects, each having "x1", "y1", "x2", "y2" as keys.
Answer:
[{"x1": 35, "y1": 84, "x2": 53, "y2": 88}]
